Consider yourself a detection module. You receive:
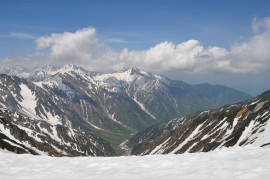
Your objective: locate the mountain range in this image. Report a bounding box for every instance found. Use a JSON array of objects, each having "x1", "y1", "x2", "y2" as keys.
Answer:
[{"x1": 0, "y1": 64, "x2": 252, "y2": 156}]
